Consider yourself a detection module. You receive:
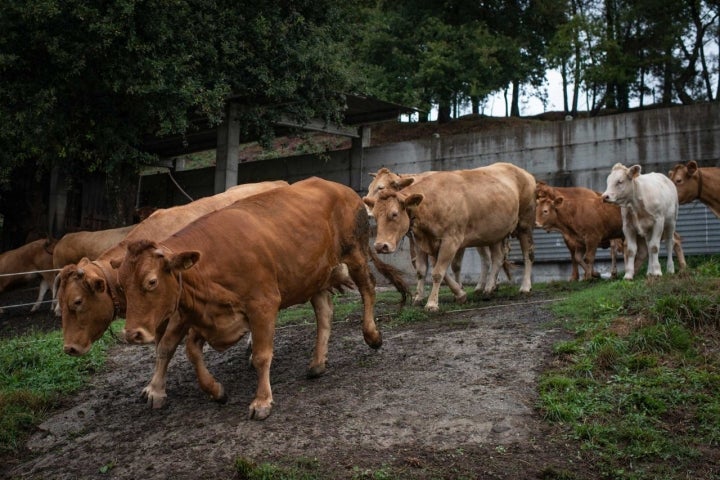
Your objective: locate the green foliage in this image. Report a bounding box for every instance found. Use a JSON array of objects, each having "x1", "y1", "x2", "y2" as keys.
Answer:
[
  {"x1": 0, "y1": 321, "x2": 122, "y2": 453},
  {"x1": 0, "y1": 0, "x2": 358, "y2": 187},
  {"x1": 540, "y1": 257, "x2": 720, "y2": 477},
  {"x1": 235, "y1": 457, "x2": 324, "y2": 480}
]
